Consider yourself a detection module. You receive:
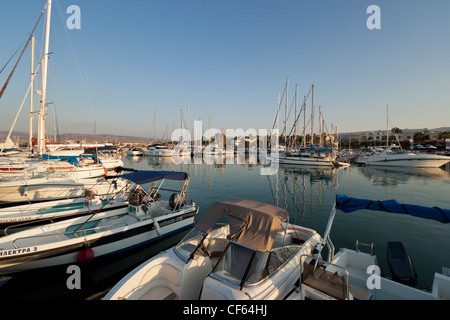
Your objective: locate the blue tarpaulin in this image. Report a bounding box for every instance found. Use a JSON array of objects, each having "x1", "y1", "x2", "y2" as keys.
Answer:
[
  {"x1": 115, "y1": 170, "x2": 188, "y2": 185},
  {"x1": 335, "y1": 194, "x2": 450, "y2": 224}
]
